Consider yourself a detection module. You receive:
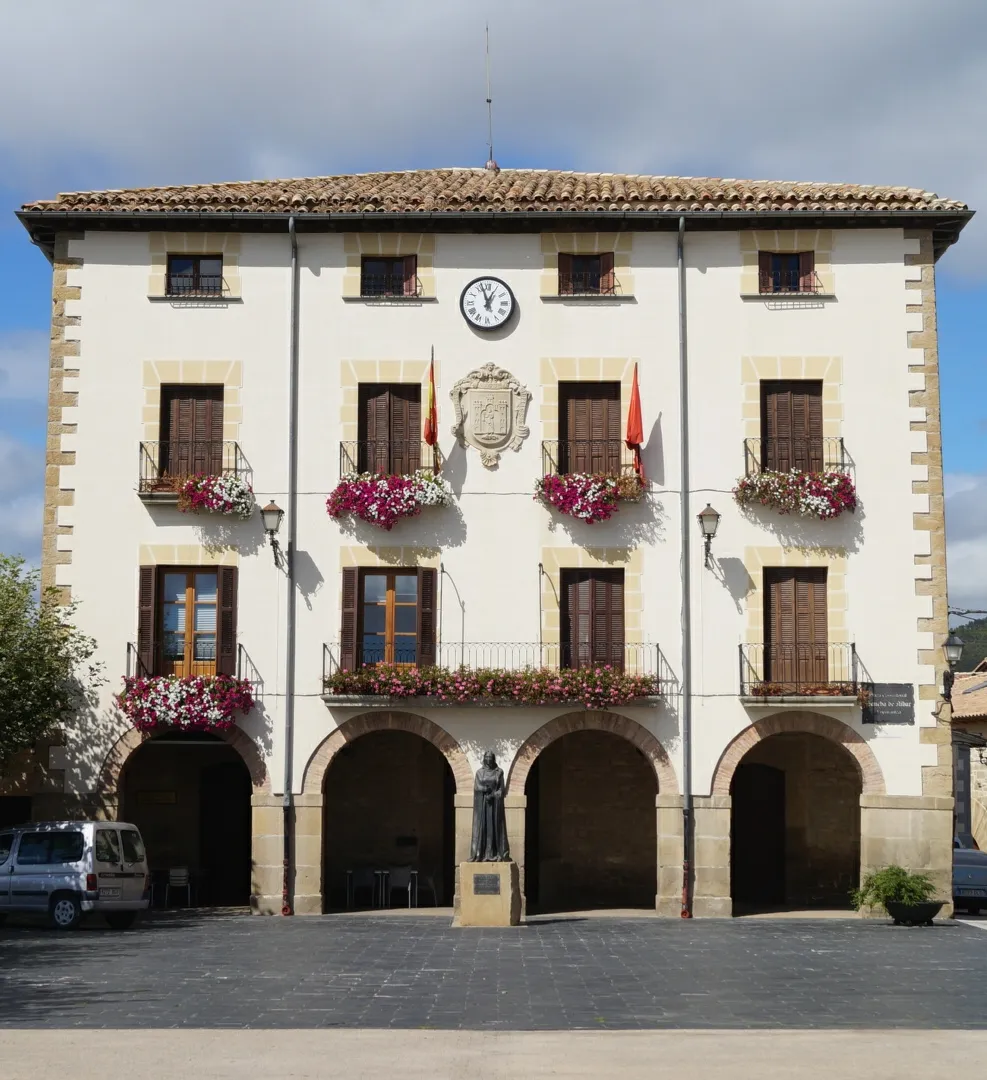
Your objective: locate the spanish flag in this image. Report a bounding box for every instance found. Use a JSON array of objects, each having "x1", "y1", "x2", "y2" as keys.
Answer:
[{"x1": 424, "y1": 349, "x2": 439, "y2": 471}]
